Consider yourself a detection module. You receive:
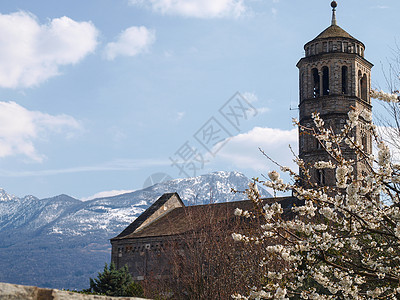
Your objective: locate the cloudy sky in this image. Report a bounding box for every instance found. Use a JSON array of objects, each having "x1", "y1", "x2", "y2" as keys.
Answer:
[{"x1": 0, "y1": 0, "x2": 397, "y2": 200}]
